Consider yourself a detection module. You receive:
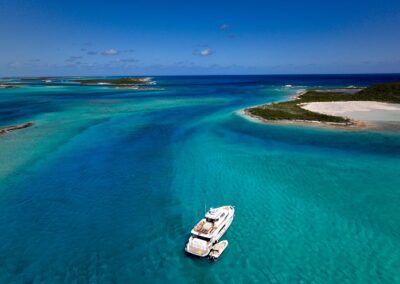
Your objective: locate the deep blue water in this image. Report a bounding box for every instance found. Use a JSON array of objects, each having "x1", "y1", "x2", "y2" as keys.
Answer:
[{"x1": 0, "y1": 75, "x2": 400, "y2": 283}]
